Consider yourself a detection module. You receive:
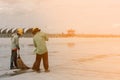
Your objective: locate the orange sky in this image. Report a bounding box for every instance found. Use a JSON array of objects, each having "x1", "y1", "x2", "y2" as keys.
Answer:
[{"x1": 0, "y1": 0, "x2": 120, "y2": 34}]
